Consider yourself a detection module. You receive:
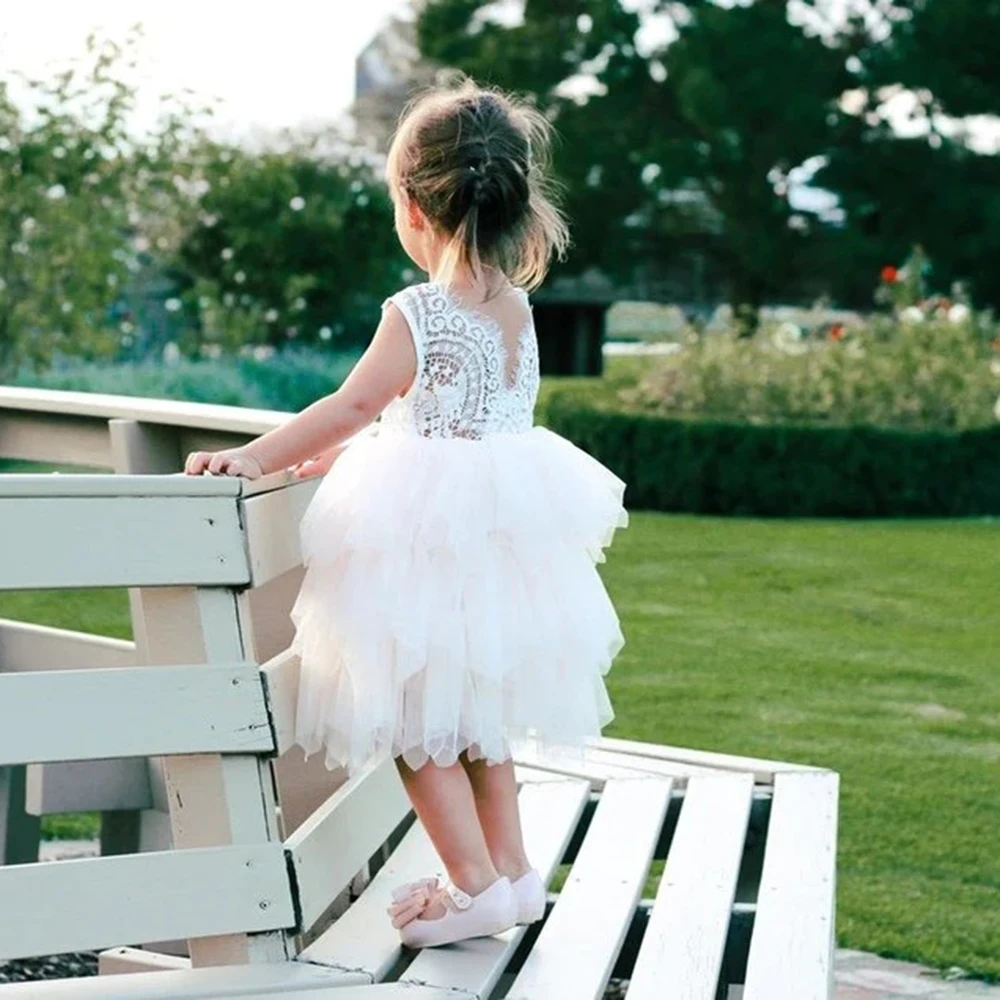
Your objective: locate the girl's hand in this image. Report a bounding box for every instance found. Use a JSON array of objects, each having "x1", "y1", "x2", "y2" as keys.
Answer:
[
  {"x1": 292, "y1": 444, "x2": 346, "y2": 479},
  {"x1": 184, "y1": 448, "x2": 264, "y2": 479}
]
